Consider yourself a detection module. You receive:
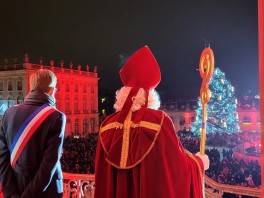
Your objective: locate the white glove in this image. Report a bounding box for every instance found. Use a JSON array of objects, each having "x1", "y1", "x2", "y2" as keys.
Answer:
[{"x1": 195, "y1": 152, "x2": 210, "y2": 171}]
